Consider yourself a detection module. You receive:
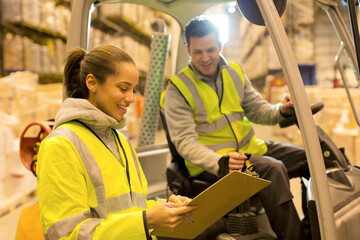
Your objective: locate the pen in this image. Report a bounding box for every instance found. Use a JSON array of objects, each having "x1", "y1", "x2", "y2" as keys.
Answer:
[{"x1": 154, "y1": 196, "x2": 195, "y2": 223}]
